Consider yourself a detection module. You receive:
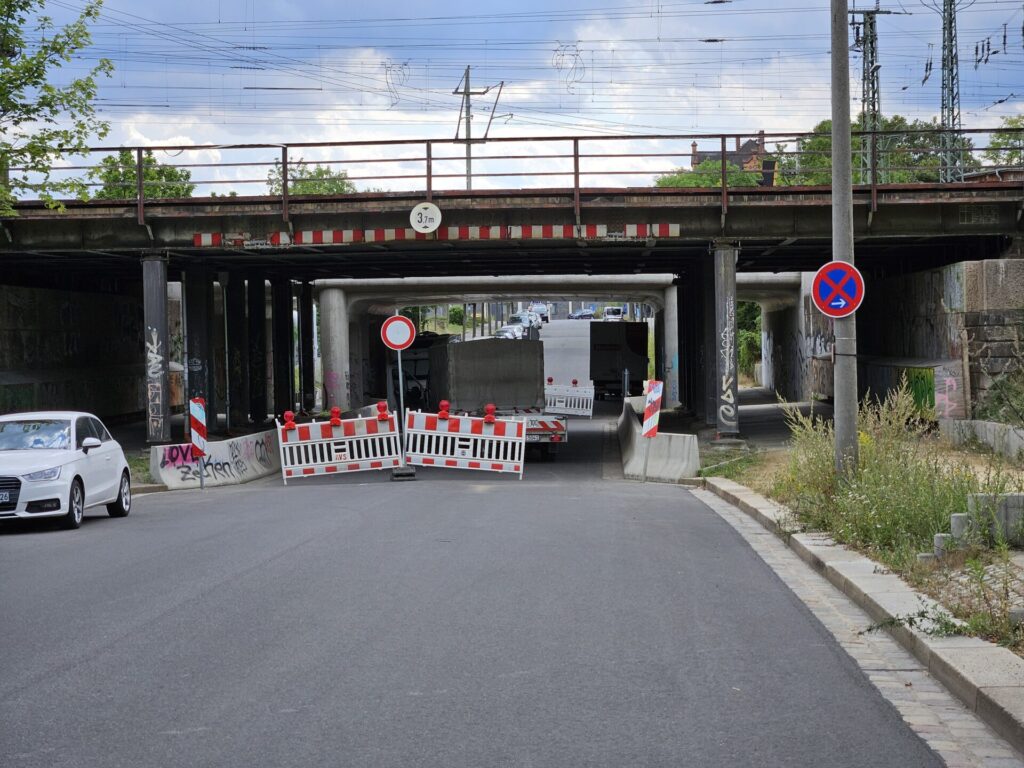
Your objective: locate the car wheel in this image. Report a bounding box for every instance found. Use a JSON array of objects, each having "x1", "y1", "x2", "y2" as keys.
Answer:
[
  {"x1": 107, "y1": 471, "x2": 131, "y2": 517},
  {"x1": 62, "y1": 479, "x2": 84, "y2": 530}
]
